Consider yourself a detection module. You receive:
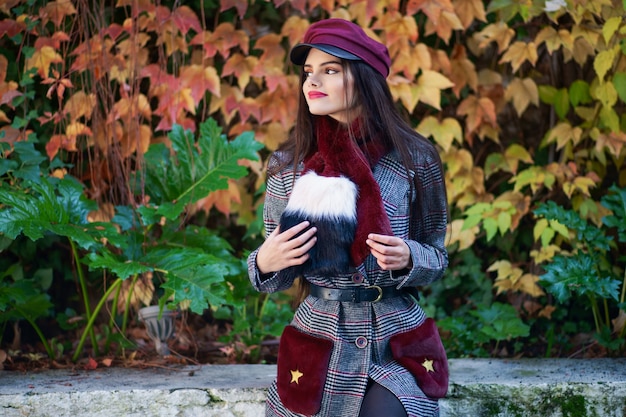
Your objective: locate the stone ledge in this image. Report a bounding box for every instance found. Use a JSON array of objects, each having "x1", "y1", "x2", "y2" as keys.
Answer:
[{"x1": 1, "y1": 359, "x2": 625, "y2": 417}]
